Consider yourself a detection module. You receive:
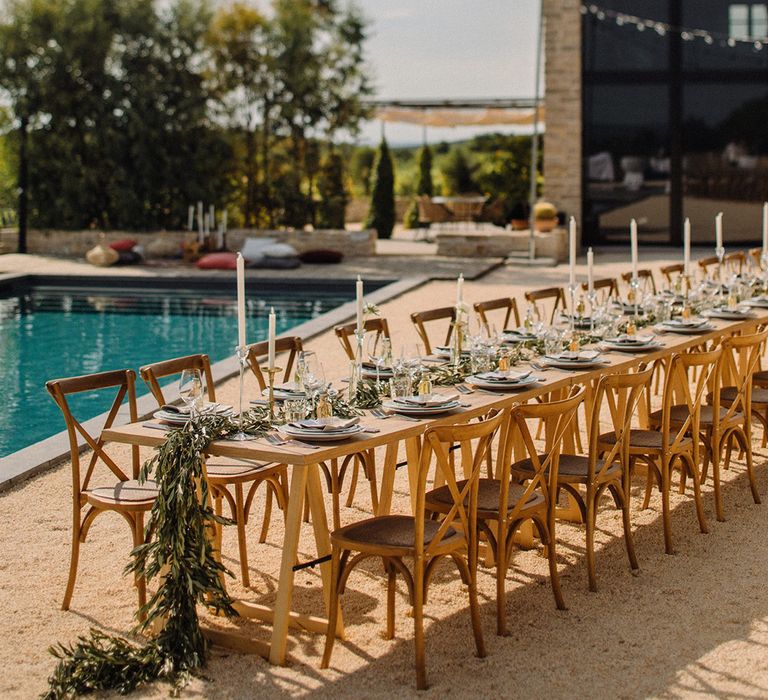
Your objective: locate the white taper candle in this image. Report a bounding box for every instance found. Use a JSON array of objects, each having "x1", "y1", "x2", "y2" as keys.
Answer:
[
  {"x1": 268, "y1": 307, "x2": 276, "y2": 370},
  {"x1": 569, "y1": 216, "x2": 576, "y2": 288},
  {"x1": 236, "y1": 253, "x2": 246, "y2": 349},
  {"x1": 187, "y1": 205, "x2": 194, "y2": 231},
  {"x1": 356, "y1": 275, "x2": 364, "y2": 336},
  {"x1": 587, "y1": 247, "x2": 594, "y2": 295},
  {"x1": 456, "y1": 273, "x2": 464, "y2": 307},
  {"x1": 684, "y1": 218, "x2": 691, "y2": 276},
  {"x1": 762, "y1": 202, "x2": 767, "y2": 257},
  {"x1": 630, "y1": 218, "x2": 638, "y2": 280},
  {"x1": 715, "y1": 211, "x2": 723, "y2": 251}
]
